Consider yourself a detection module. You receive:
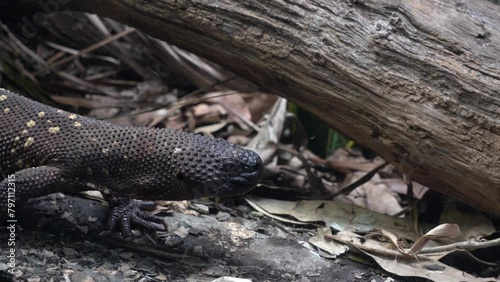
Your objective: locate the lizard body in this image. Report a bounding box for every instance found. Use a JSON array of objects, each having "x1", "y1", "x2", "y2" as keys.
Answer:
[{"x1": 0, "y1": 88, "x2": 263, "y2": 233}]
